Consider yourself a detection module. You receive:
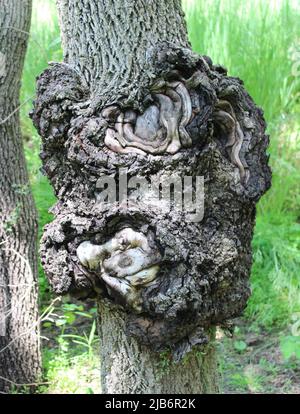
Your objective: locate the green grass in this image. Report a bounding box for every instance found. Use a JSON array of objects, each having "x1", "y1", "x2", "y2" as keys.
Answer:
[
  {"x1": 40, "y1": 319, "x2": 100, "y2": 394},
  {"x1": 20, "y1": 0, "x2": 300, "y2": 392},
  {"x1": 183, "y1": 0, "x2": 300, "y2": 120},
  {"x1": 21, "y1": 0, "x2": 61, "y2": 298},
  {"x1": 21, "y1": 0, "x2": 62, "y2": 138},
  {"x1": 22, "y1": 0, "x2": 61, "y2": 230}
]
